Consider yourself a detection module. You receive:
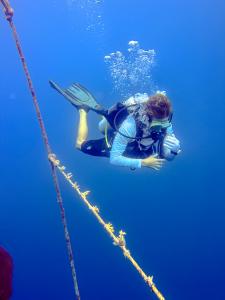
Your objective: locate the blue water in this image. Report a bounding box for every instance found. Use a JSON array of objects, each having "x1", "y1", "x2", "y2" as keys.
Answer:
[{"x1": 1, "y1": 0, "x2": 225, "y2": 299}]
